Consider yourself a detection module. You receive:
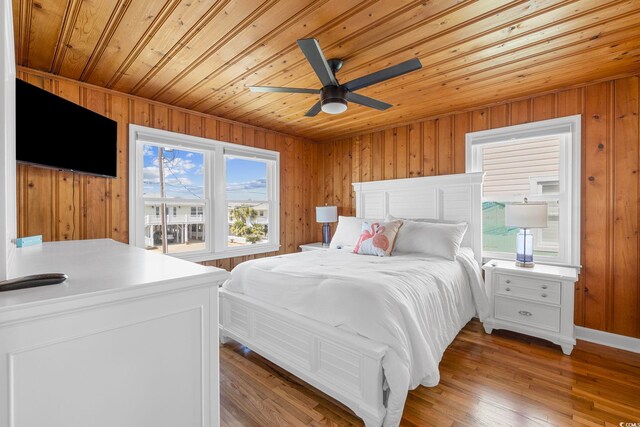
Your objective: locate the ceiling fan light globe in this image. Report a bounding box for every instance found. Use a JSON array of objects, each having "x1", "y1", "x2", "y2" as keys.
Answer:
[
  {"x1": 320, "y1": 85, "x2": 348, "y2": 114},
  {"x1": 321, "y1": 100, "x2": 348, "y2": 114}
]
